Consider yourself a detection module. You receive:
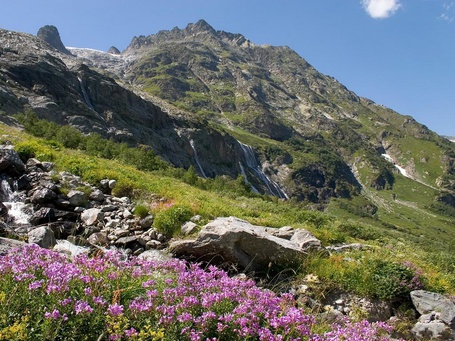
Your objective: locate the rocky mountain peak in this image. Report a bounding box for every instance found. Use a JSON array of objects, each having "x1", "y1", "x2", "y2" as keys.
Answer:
[
  {"x1": 184, "y1": 19, "x2": 216, "y2": 35},
  {"x1": 107, "y1": 46, "x2": 121, "y2": 54},
  {"x1": 36, "y1": 25, "x2": 72, "y2": 55}
]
